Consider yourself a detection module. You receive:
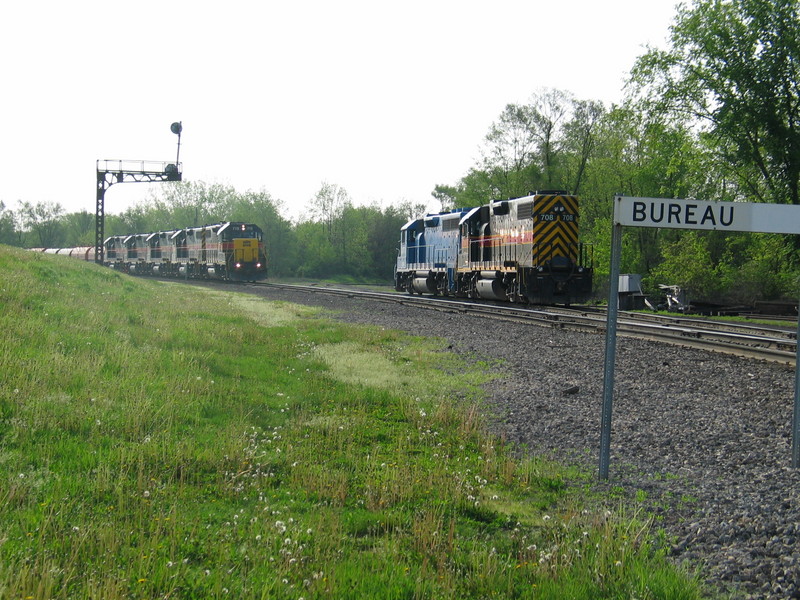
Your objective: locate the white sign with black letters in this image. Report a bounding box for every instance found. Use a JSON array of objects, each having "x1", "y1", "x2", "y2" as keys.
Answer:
[
  {"x1": 600, "y1": 195, "x2": 800, "y2": 479},
  {"x1": 614, "y1": 196, "x2": 800, "y2": 234}
]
